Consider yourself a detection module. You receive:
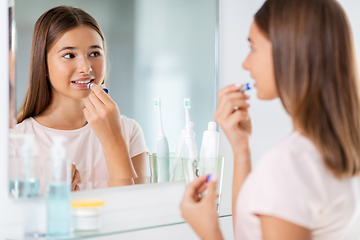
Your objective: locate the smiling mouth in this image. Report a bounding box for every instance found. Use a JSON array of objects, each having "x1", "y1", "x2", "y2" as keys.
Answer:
[{"x1": 71, "y1": 79, "x2": 94, "y2": 84}]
